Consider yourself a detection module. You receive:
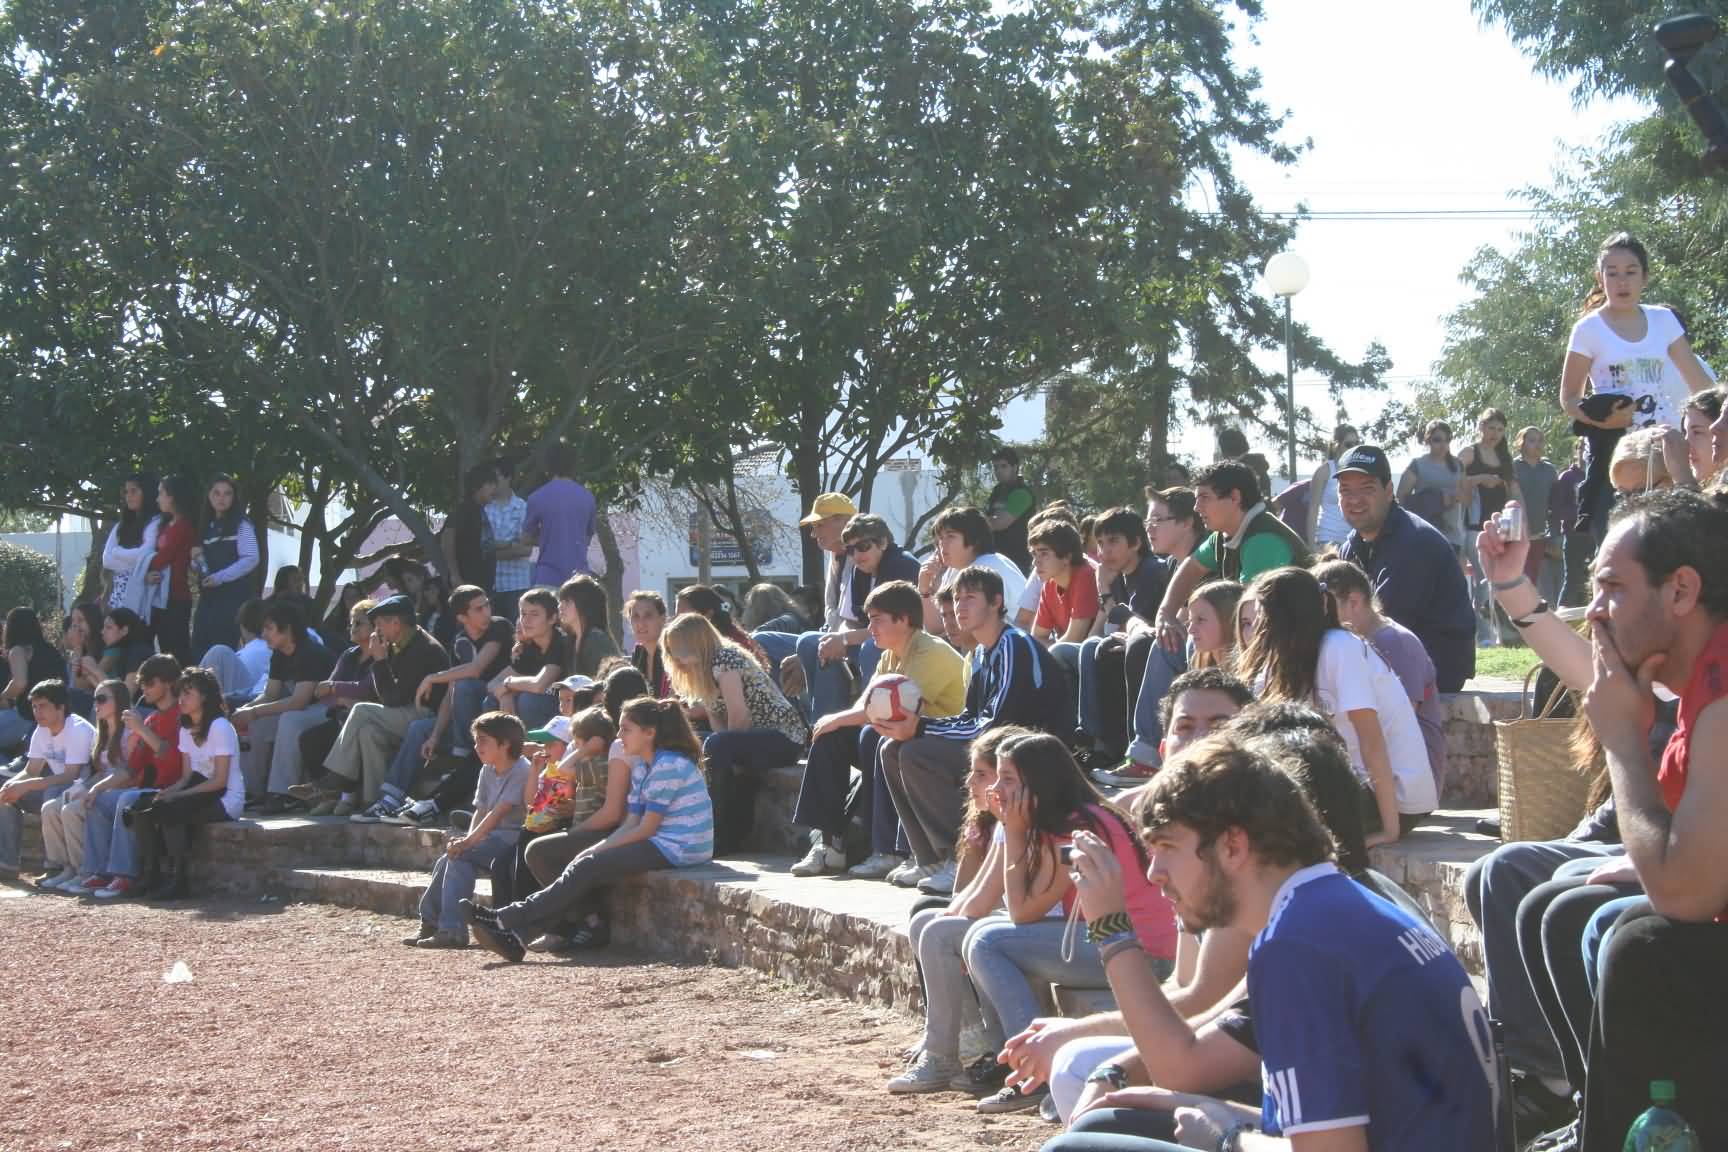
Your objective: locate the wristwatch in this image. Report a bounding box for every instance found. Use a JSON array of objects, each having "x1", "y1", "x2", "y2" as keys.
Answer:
[
  {"x1": 1511, "y1": 600, "x2": 1550, "y2": 630},
  {"x1": 1085, "y1": 1062, "x2": 1129, "y2": 1091}
]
